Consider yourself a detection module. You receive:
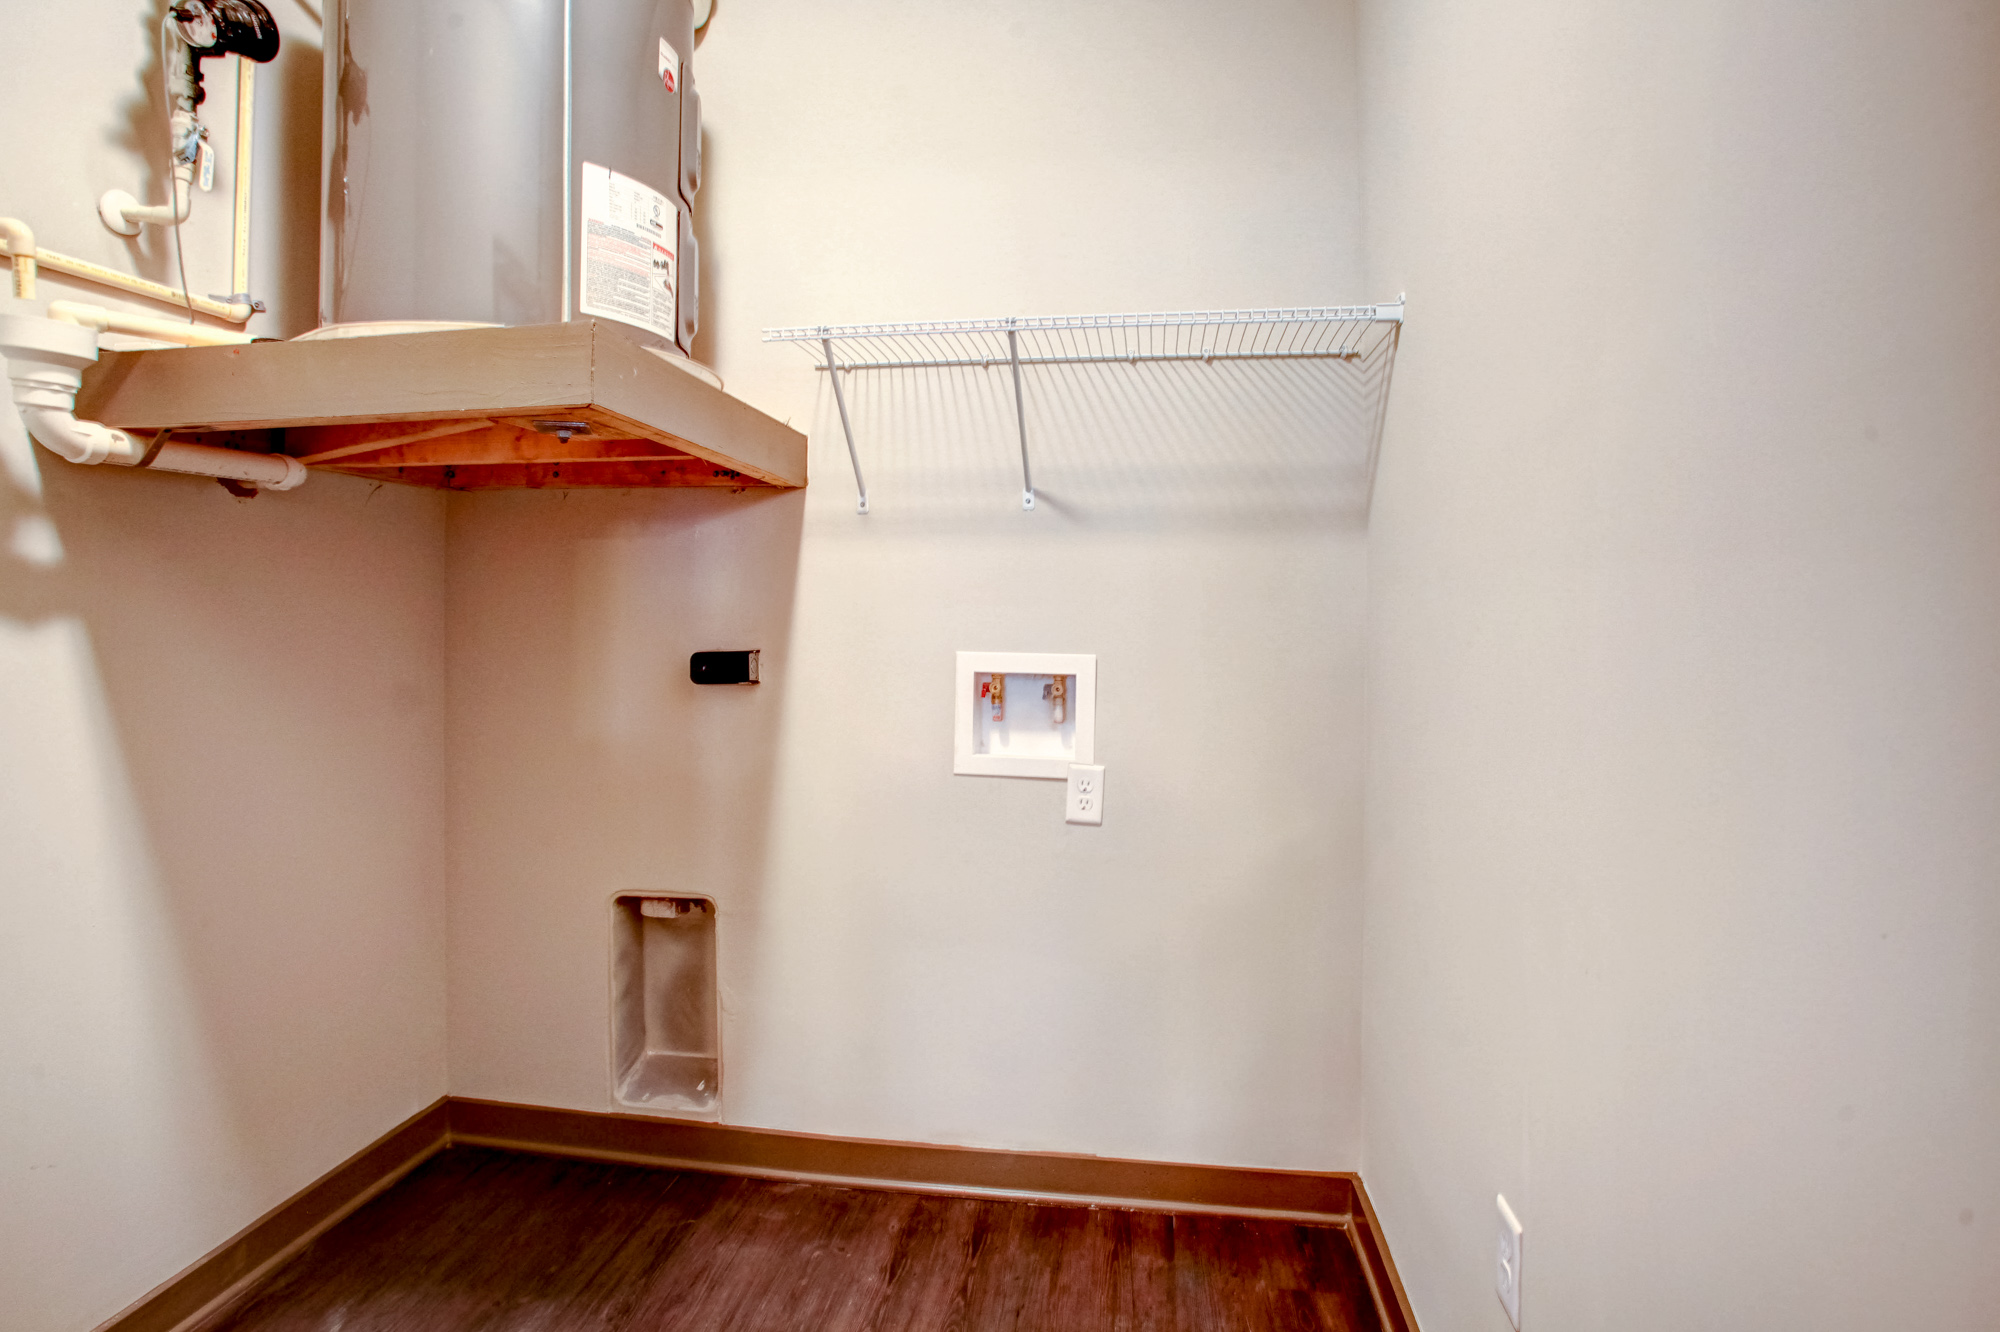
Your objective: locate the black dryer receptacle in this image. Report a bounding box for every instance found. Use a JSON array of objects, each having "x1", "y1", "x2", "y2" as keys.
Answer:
[{"x1": 690, "y1": 650, "x2": 759, "y2": 685}]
